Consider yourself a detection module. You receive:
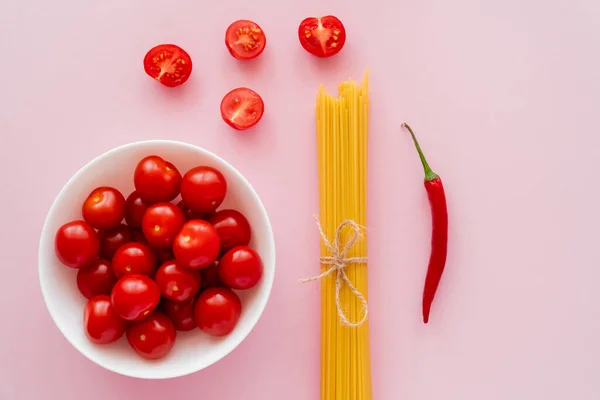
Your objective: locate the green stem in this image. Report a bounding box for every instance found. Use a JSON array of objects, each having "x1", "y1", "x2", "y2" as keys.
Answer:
[{"x1": 402, "y1": 123, "x2": 439, "y2": 182}]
